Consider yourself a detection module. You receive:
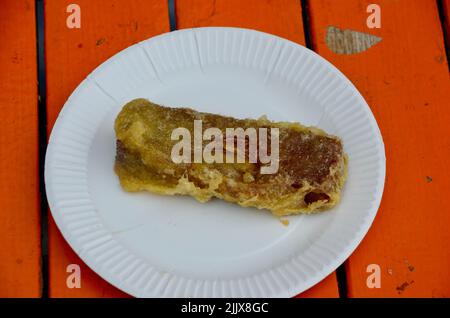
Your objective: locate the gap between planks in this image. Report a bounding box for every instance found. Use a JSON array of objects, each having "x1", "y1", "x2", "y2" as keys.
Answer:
[{"x1": 36, "y1": 0, "x2": 49, "y2": 298}]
